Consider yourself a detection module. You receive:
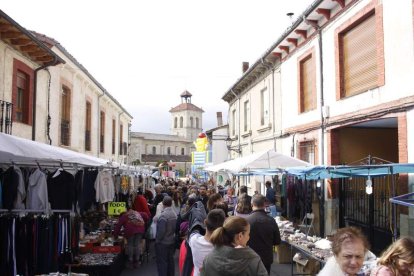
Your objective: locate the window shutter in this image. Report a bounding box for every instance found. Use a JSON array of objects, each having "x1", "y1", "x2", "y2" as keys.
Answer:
[
  {"x1": 301, "y1": 55, "x2": 315, "y2": 112},
  {"x1": 342, "y1": 14, "x2": 377, "y2": 97}
]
